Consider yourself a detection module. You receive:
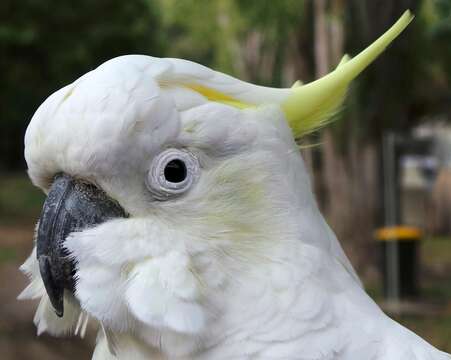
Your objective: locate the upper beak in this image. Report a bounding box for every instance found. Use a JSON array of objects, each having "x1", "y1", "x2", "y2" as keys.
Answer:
[{"x1": 36, "y1": 174, "x2": 127, "y2": 317}]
